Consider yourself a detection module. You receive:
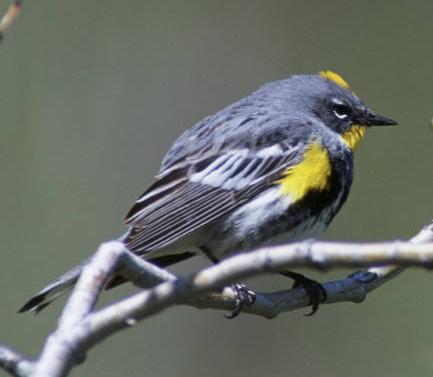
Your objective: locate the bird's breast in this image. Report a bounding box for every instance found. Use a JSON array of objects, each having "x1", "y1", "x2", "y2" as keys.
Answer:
[
  {"x1": 198, "y1": 143, "x2": 354, "y2": 258},
  {"x1": 275, "y1": 141, "x2": 333, "y2": 202}
]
